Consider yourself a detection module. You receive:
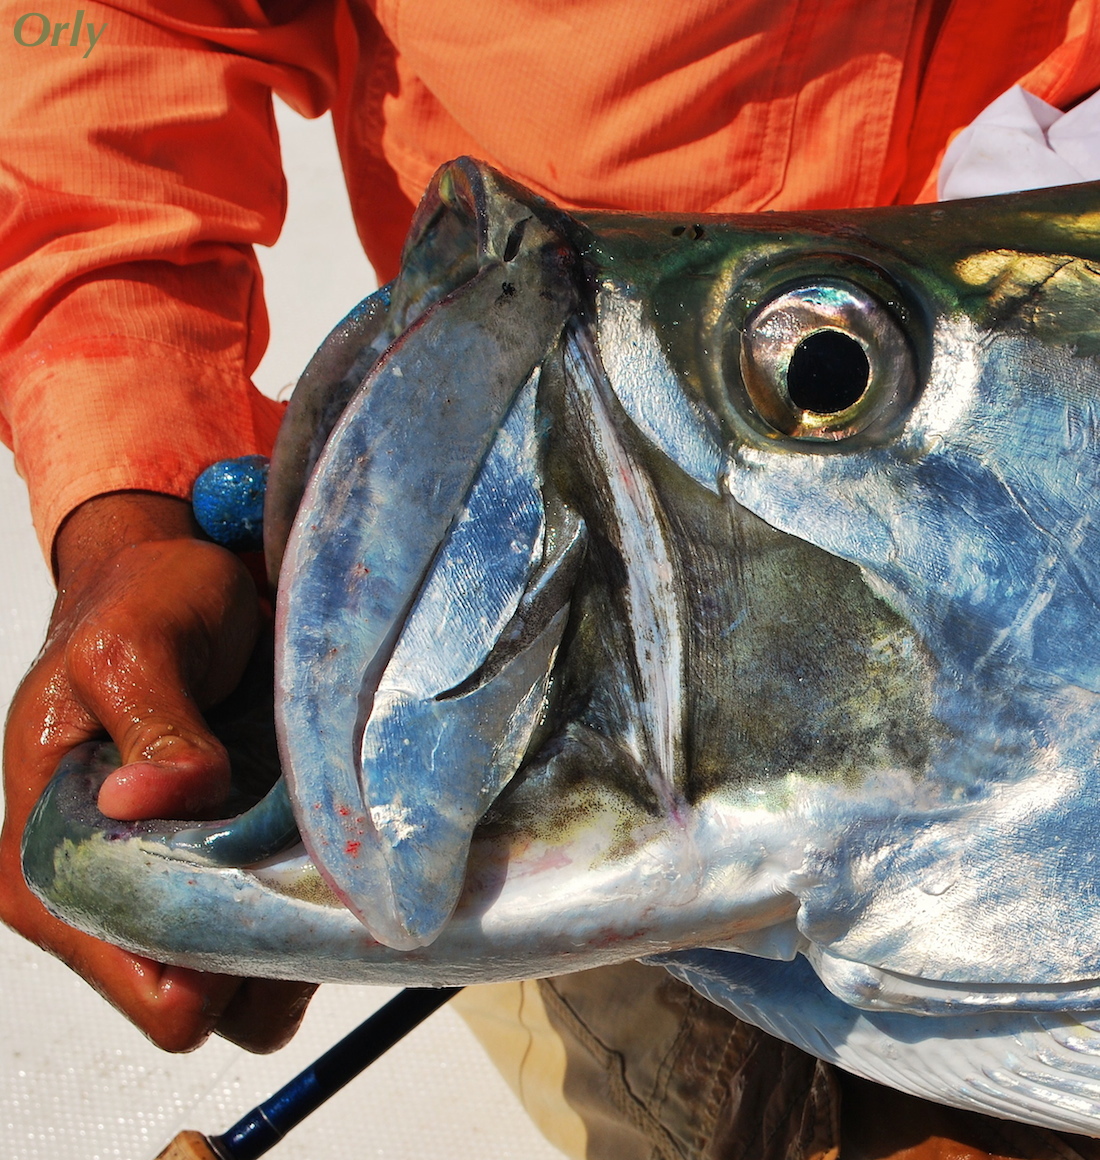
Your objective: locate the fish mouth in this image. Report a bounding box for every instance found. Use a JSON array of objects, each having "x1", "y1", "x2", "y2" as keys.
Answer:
[
  {"x1": 275, "y1": 163, "x2": 607, "y2": 949},
  {"x1": 273, "y1": 149, "x2": 710, "y2": 949},
  {"x1": 26, "y1": 165, "x2": 1100, "y2": 1077}
]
